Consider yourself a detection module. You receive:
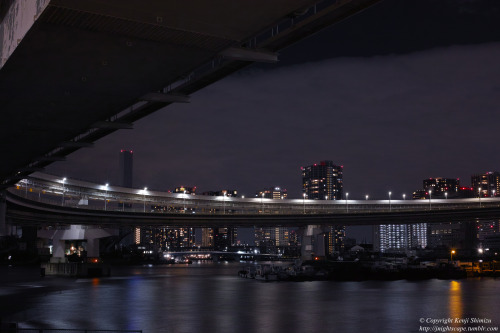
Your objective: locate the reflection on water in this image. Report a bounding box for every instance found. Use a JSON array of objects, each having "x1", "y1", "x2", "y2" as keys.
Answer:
[
  {"x1": 2, "y1": 263, "x2": 500, "y2": 333},
  {"x1": 449, "y1": 280, "x2": 462, "y2": 325}
]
